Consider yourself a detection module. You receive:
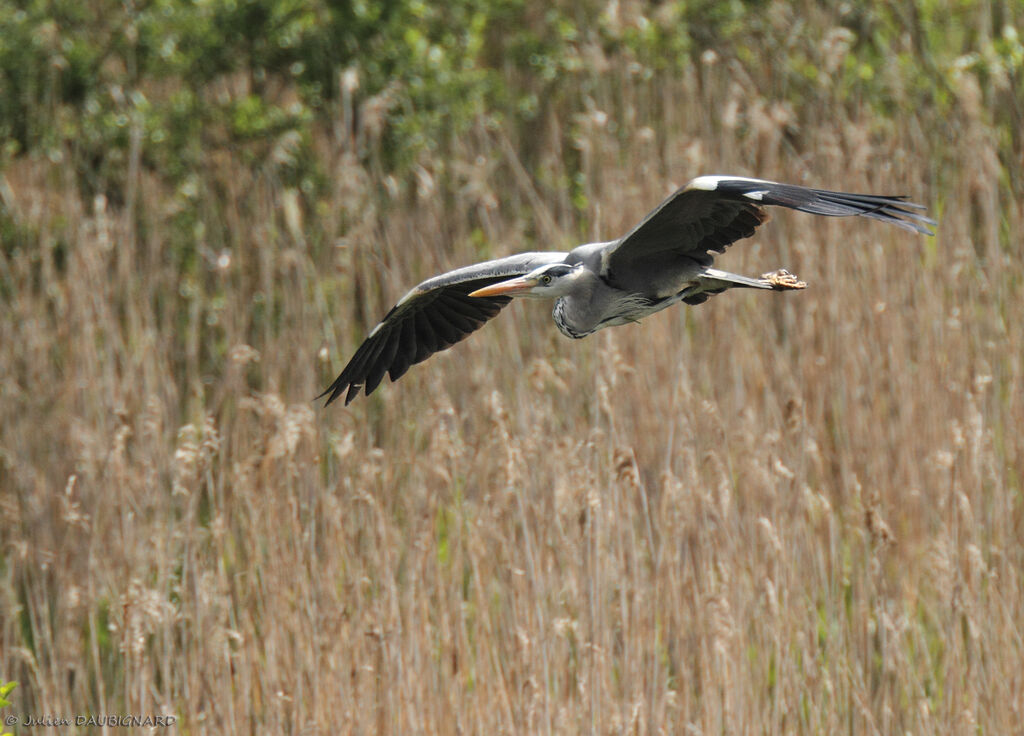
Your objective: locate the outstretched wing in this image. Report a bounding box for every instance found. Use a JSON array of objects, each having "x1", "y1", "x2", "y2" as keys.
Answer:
[
  {"x1": 320, "y1": 252, "x2": 567, "y2": 406},
  {"x1": 602, "y1": 175, "x2": 935, "y2": 292}
]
